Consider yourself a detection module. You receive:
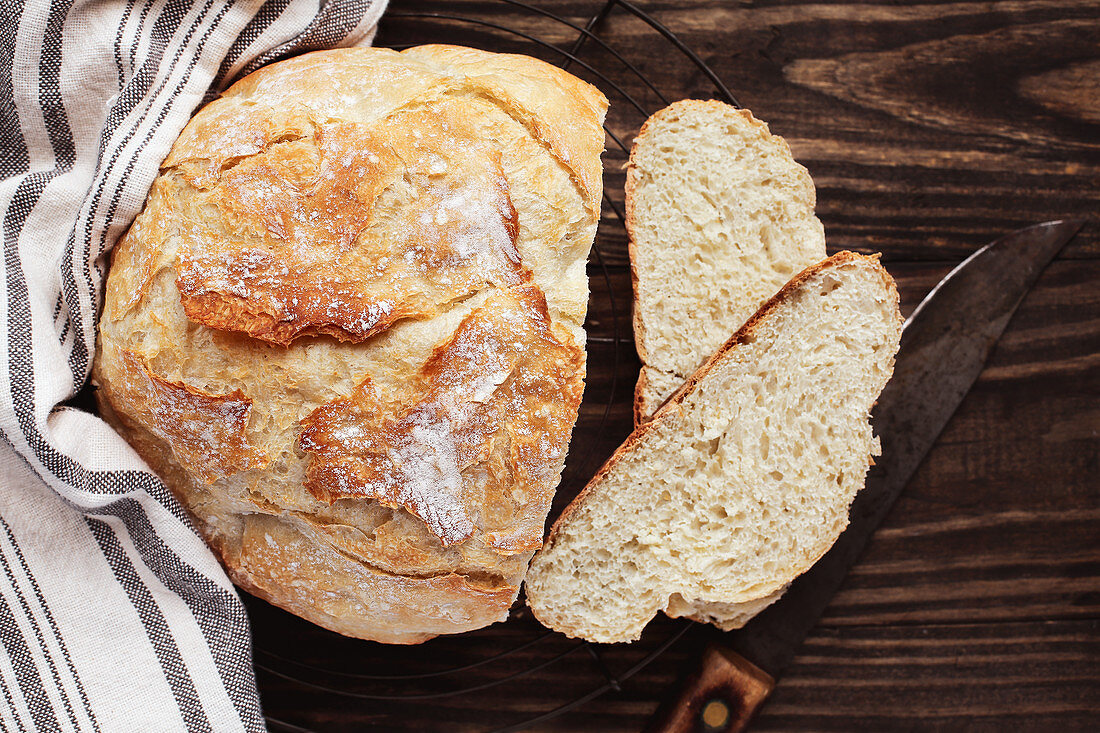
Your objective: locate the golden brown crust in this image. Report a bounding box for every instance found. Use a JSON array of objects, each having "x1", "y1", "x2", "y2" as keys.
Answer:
[
  {"x1": 222, "y1": 514, "x2": 517, "y2": 644},
  {"x1": 540, "y1": 252, "x2": 901, "y2": 550},
  {"x1": 623, "y1": 137, "x2": 648, "y2": 426},
  {"x1": 399, "y1": 45, "x2": 608, "y2": 217},
  {"x1": 631, "y1": 366, "x2": 649, "y2": 427},
  {"x1": 94, "y1": 45, "x2": 606, "y2": 643},
  {"x1": 298, "y1": 285, "x2": 584, "y2": 551},
  {"x1": 172, "y1": 107, "x2": 528, "y2": 346},
  {"x1": 113, "y1": 350, "x2": 268, "y2": 483}
]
